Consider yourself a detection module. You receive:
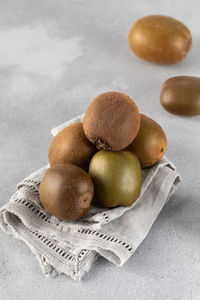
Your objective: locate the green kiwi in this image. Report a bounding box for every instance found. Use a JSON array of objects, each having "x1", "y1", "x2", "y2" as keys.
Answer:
[{"x1": 89, "y1": 150, "x2": 141, "y2": 207}]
